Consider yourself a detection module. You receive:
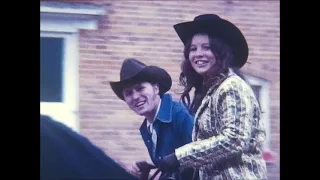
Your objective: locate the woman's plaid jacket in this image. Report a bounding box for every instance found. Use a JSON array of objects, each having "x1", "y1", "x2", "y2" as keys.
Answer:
[{"x1": 175, "y1": 70, "x2": 268, "y2": 180}]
